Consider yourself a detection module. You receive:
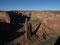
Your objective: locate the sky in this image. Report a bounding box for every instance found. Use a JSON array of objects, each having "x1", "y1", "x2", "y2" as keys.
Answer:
[{"x1": 0, "y1": 0, "x2": 60, "y2": 11}]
